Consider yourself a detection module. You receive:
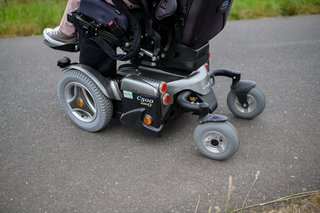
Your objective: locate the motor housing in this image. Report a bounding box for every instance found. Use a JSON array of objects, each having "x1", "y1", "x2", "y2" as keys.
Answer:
[{"x1": 120, "y1": 74, "x2": 163, "y2": 129}]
